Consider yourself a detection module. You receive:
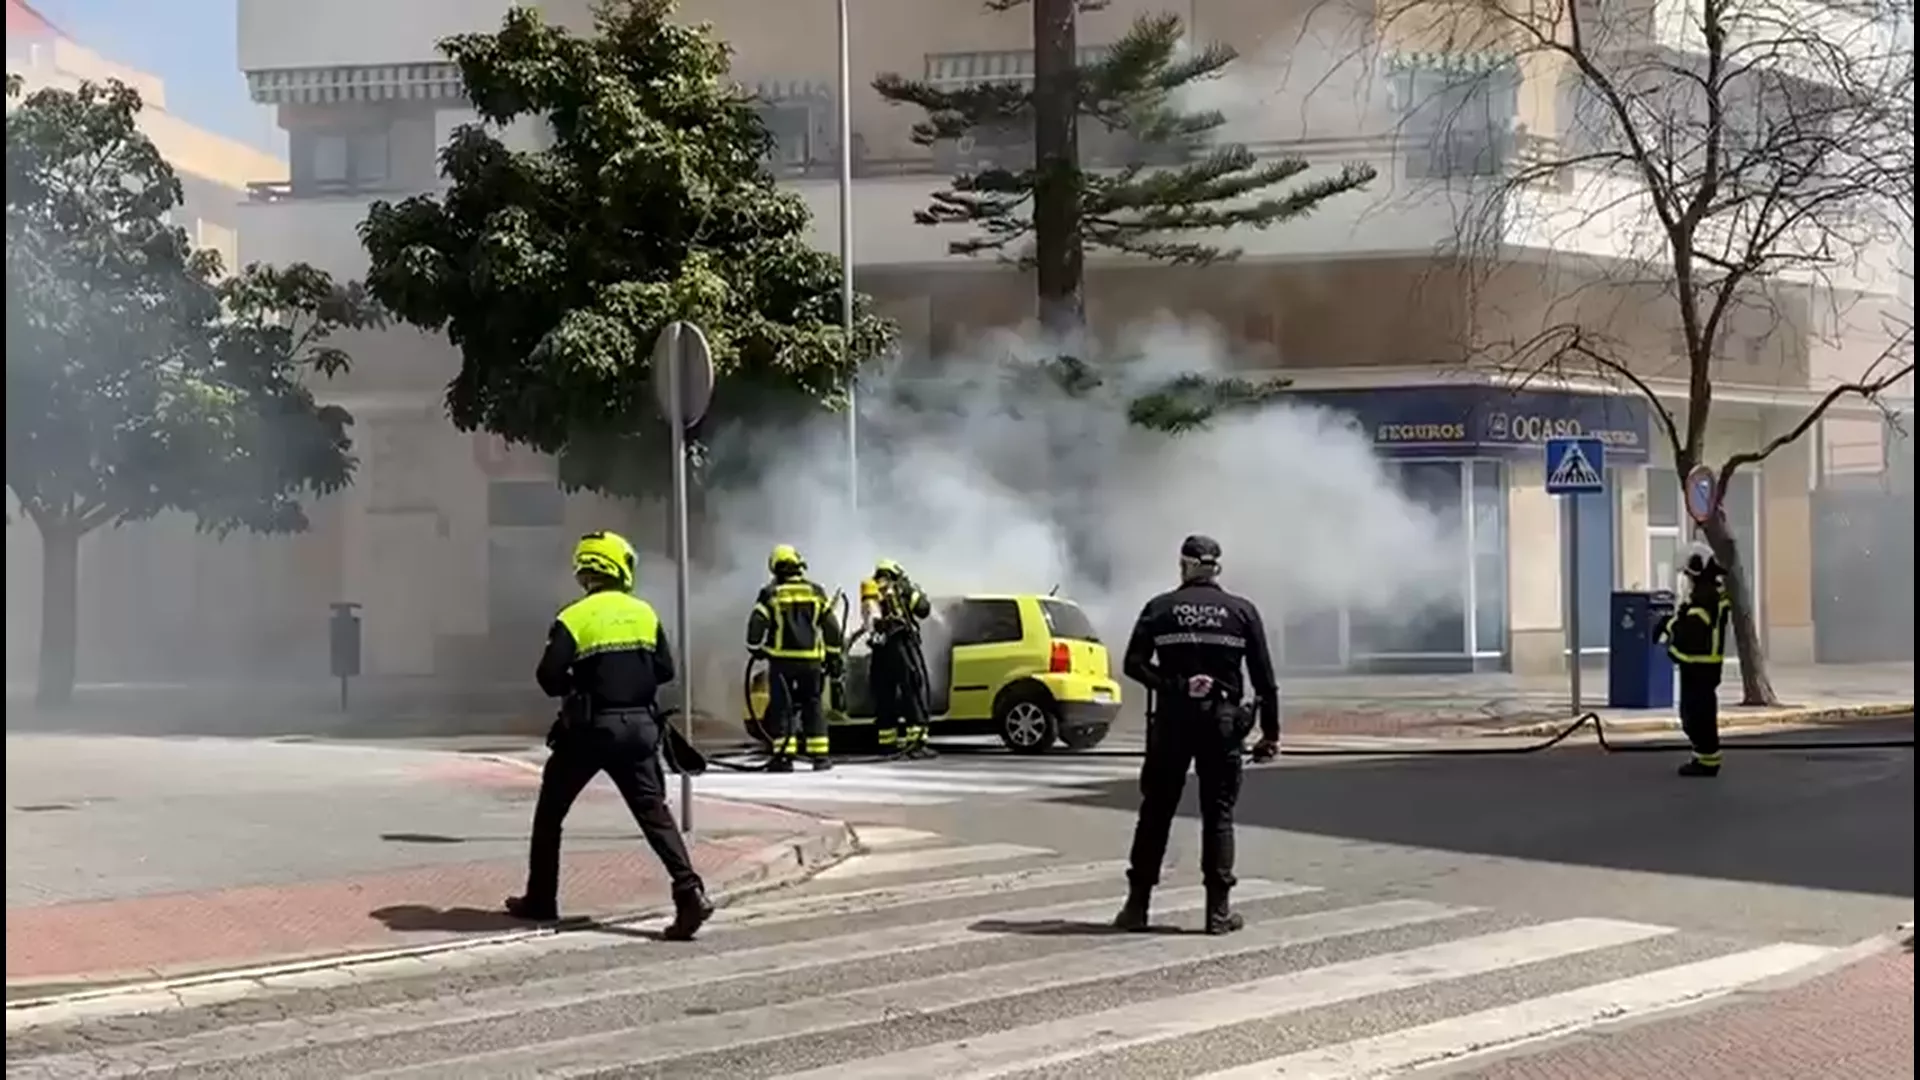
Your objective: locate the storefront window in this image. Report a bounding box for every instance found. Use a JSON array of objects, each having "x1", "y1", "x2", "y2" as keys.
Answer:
[
  {"x1": 1470, "y1": 460, "x2": 1507, "y2": 653},
  {"x1": 1354, "y1": 461, "x2": 1468, "y2": 656}
]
